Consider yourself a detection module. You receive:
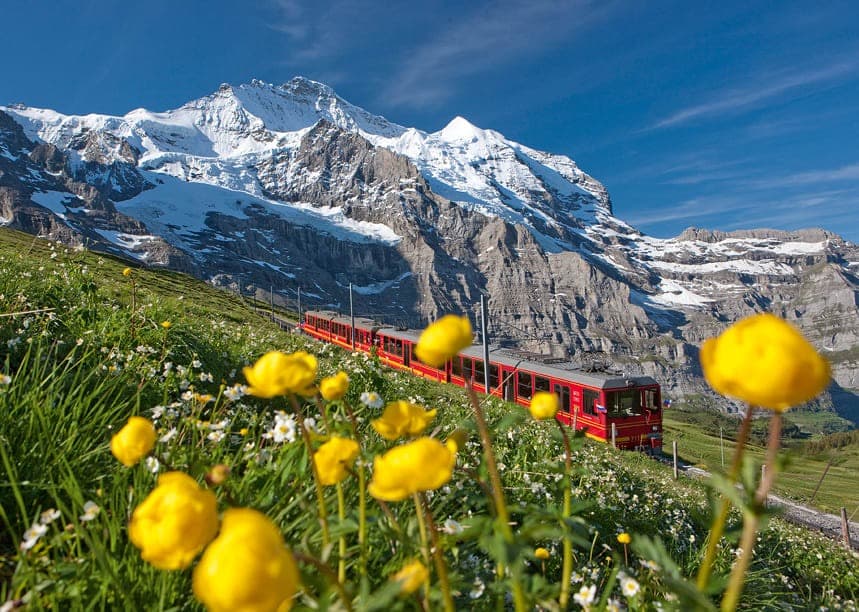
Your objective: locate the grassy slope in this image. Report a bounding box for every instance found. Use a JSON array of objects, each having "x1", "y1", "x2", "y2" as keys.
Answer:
[
  {"x1": 1, "y1": 227, "x2": 856, "y2": 610},
  {"x1": 663, "y1": 413, "x2": 859, "y2": 516}
]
